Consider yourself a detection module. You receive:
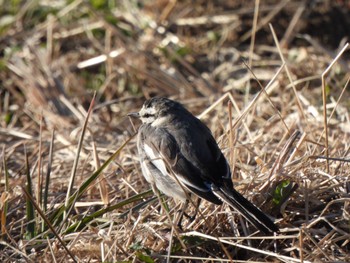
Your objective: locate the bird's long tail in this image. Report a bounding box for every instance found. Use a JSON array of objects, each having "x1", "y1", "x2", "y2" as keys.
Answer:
[{"x1": 212, "y1": 186, "x2": 279, "y2": 234}]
